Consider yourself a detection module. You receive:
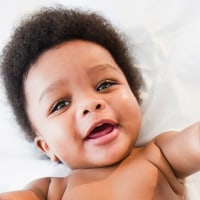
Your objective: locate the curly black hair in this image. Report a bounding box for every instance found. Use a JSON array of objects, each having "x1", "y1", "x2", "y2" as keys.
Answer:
[{"x1": 1, "y1": 6, "x2": 142, "y2": 142}]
